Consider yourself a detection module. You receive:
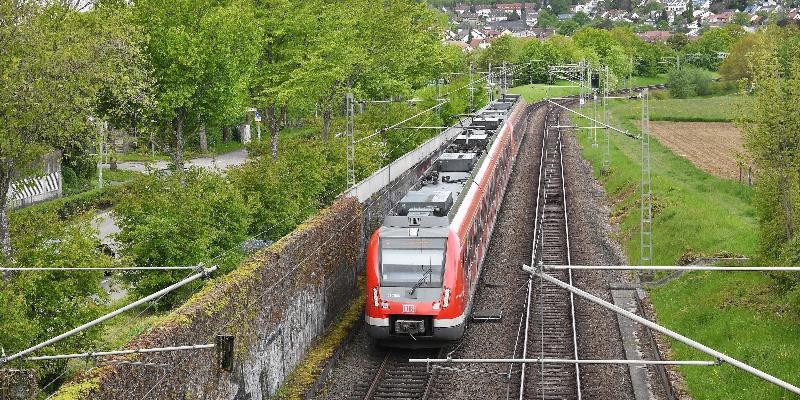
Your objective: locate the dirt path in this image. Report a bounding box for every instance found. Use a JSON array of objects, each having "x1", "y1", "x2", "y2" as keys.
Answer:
[{"x1": 648, "y1": 122, "x2": 749, "y2": 181}]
